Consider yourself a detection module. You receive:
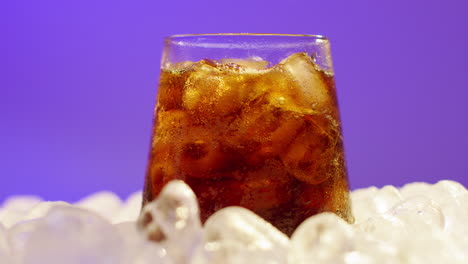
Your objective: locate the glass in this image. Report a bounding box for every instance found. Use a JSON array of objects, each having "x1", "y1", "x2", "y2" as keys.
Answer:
[{"x1": 142, "y1": 34, "x2": 353, "y2": 236}]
